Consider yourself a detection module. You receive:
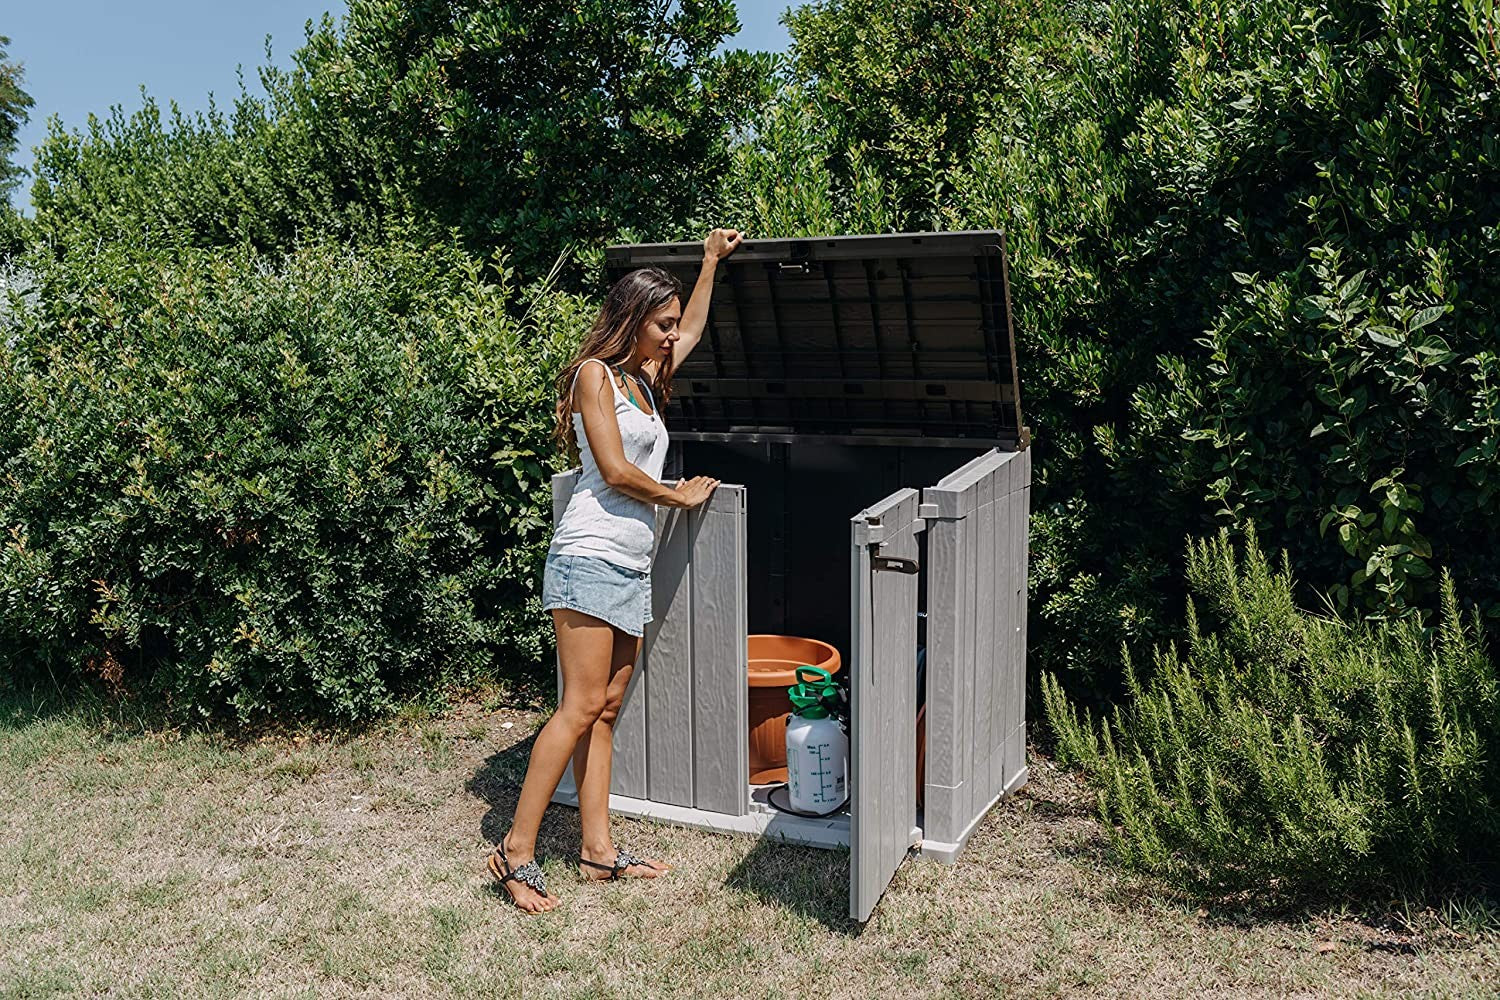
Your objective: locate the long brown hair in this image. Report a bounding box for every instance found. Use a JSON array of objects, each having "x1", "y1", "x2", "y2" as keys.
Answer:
[{"x1": 553, "y1": 266, "x2": 683, "y2": 456}]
